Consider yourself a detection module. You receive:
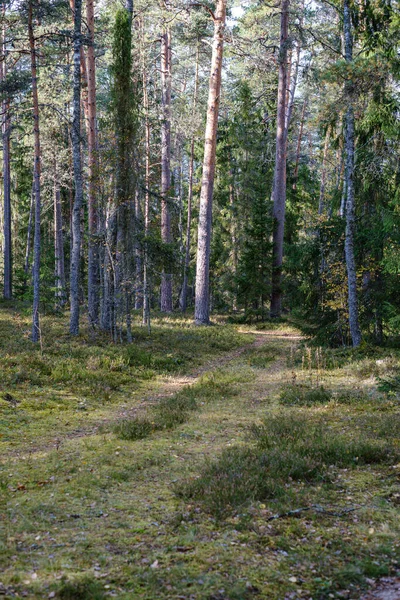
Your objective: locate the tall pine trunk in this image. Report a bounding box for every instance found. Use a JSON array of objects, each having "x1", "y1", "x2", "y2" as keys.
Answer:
[
  {"x1": 69, "y1": 0, "x2": 84, "y2": 335},
  {"x1": 194, "y1": 0, "x2": 227, "y2": 325},
  {"x1": 28, "y1": 0, "x2": 42, "y2": 342},
  {"x1": 179, "y1": 41, "x2": 199, "y2": 312},
  {"x1": 86, "y1": 0, "x2": 99, "y2": 327},
  {"x1": 160, "y1": 29, "x2": 173, "y2": 312},
  {"x1": 270, "y1": 0, "x2": 289, "y2": 318},
  {"x1": 343, "y1": 0, "x2": 361, "y2": 347}
]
